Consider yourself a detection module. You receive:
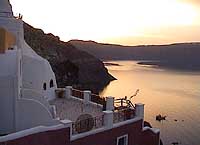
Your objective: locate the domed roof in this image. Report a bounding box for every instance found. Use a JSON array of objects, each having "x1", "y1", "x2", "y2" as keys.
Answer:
[{"x1": 0, "y1": 0, "x2": 13, "y2": 17}]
